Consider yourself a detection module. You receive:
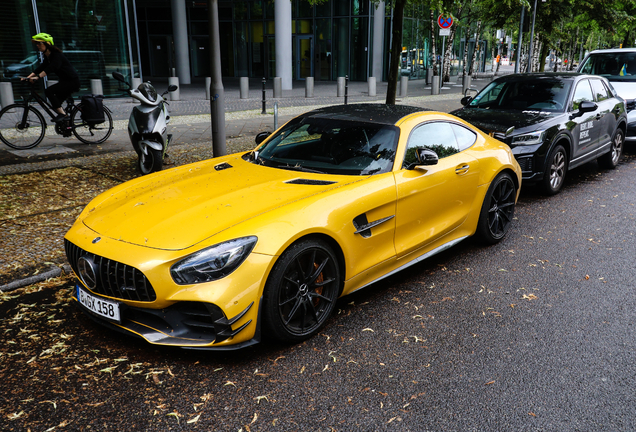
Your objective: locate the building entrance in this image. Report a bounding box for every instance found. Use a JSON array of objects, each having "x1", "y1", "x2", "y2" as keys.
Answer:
[
  {"x1": 149, "y1": 35, "x2": 174, "y2": 77},
  {"x1": 294, "y1": 36, "x2": 313, "y2": 80}
]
